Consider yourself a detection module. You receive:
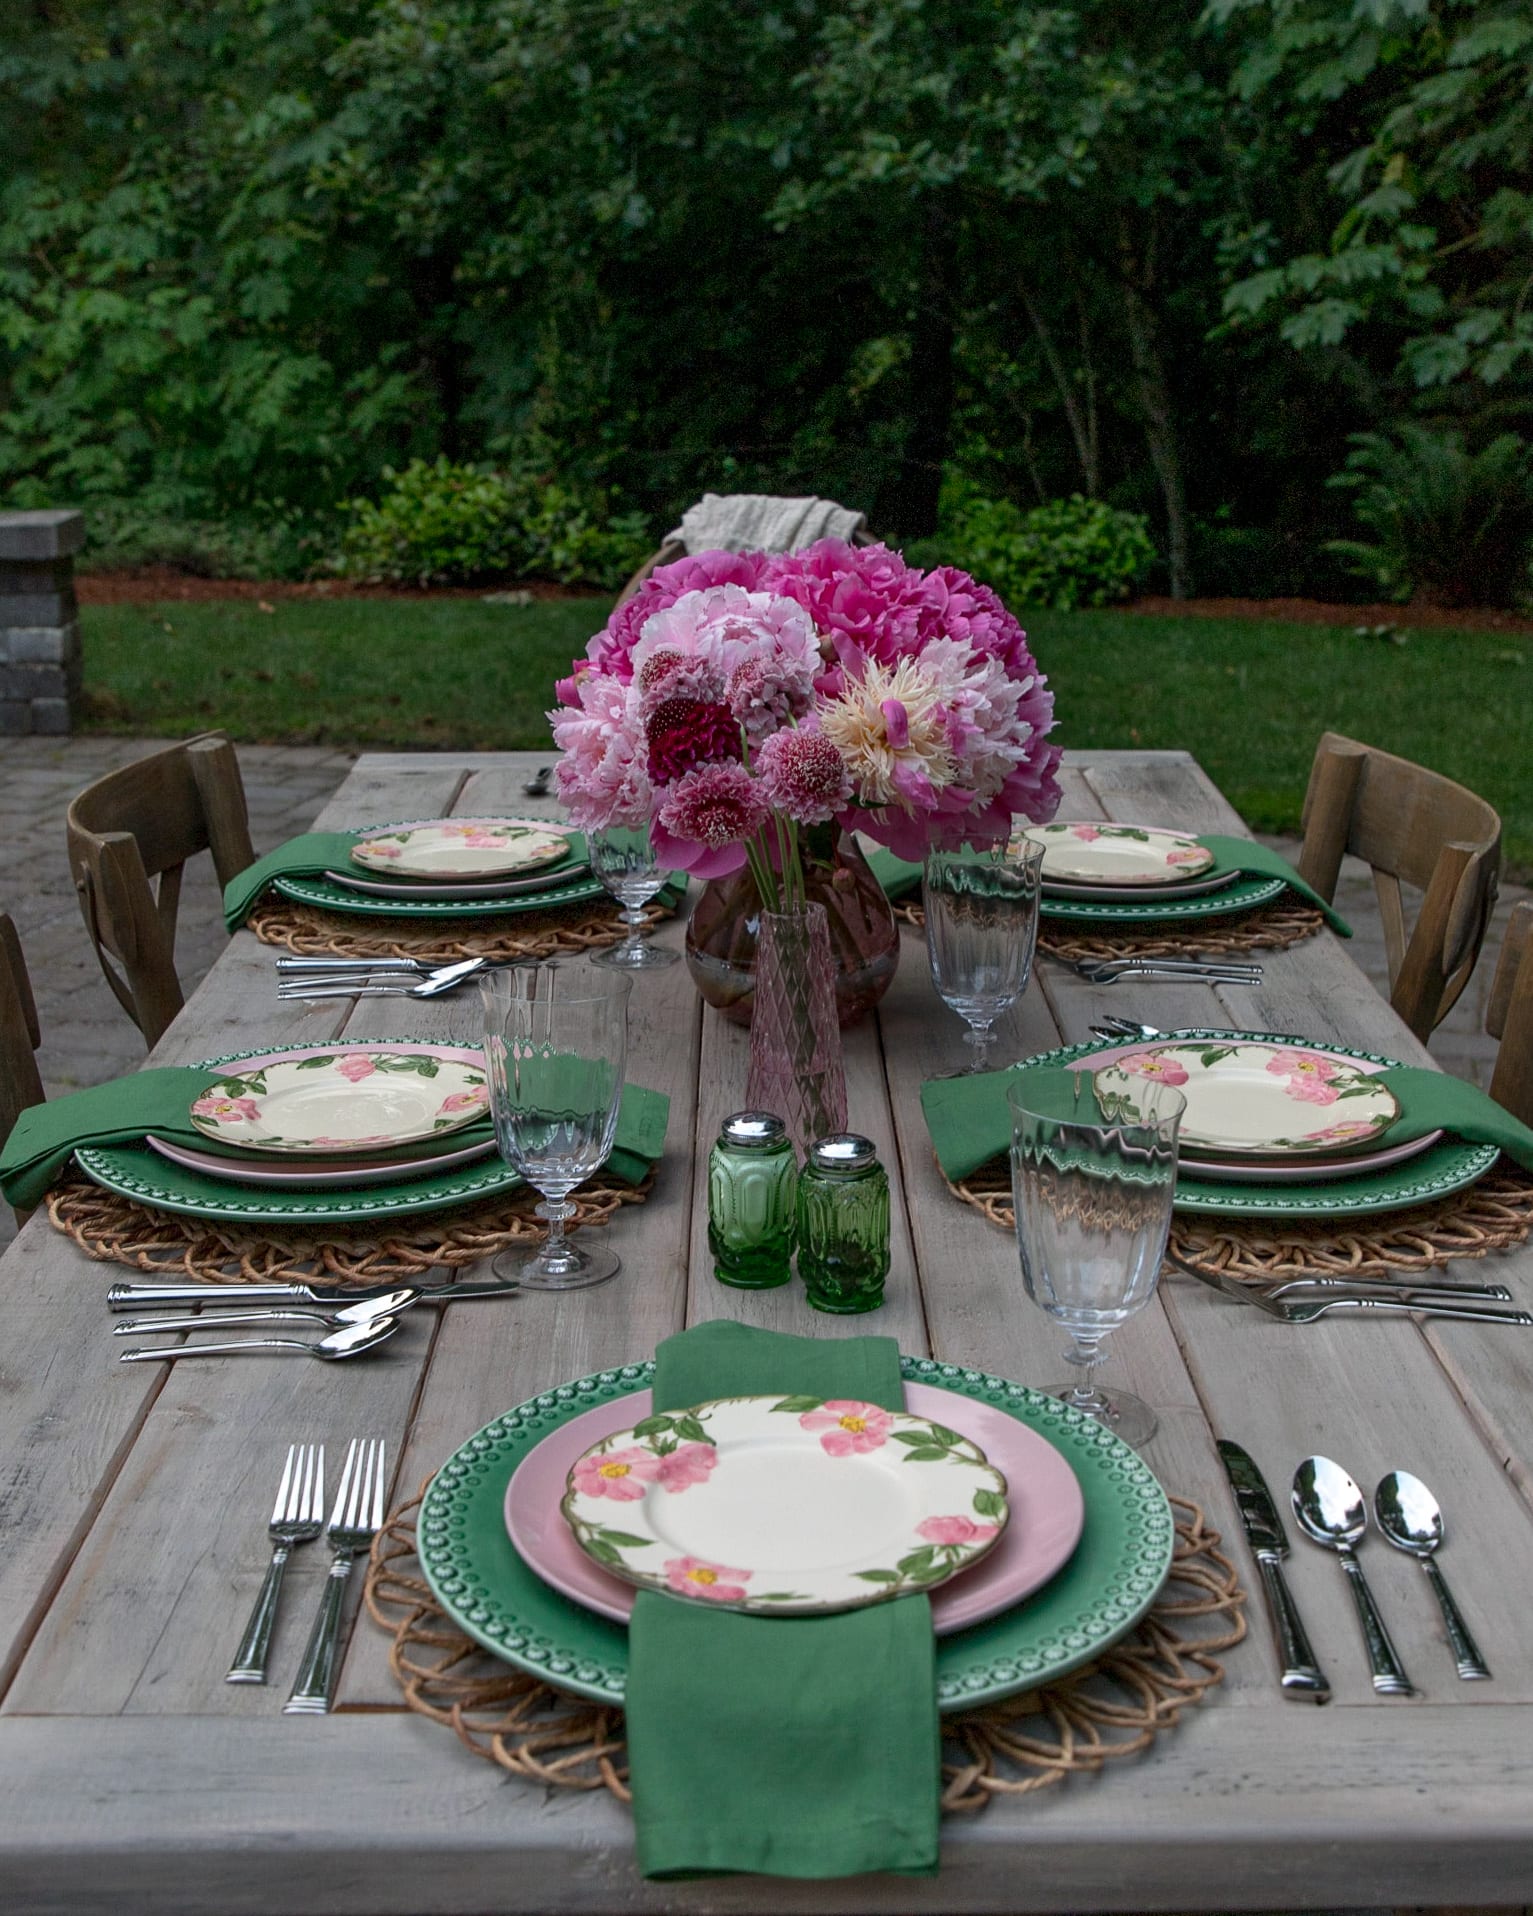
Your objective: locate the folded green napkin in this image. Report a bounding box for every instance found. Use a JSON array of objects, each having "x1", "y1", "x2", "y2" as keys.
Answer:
[
  {"x1": 625, "y1": 1320, "x2": 940, "y2": 1880},
  {"x1": 920, "y1": 1053, "x2": 1533, "y2": 1185},
  {"x1": 0, "y1": 1065, "x2": 668, "y2": 1212},
  {"x1": 865, "y1": 836, "x2": 1351, "y2": 935}
]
